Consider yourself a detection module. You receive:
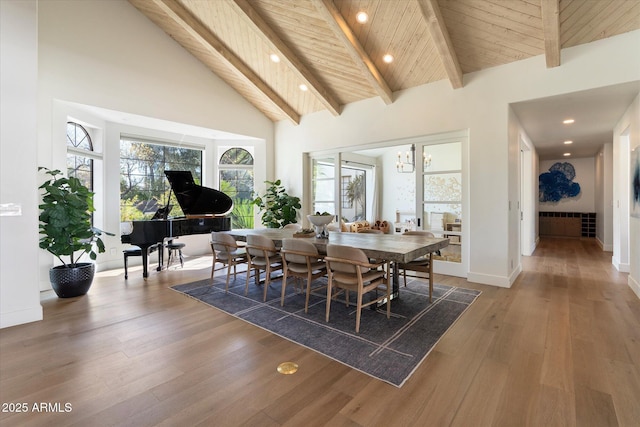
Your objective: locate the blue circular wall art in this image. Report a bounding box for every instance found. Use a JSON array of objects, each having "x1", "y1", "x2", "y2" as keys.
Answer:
[{"x1": 539, "y1": 162, "x2": 581, "y2": 203}]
